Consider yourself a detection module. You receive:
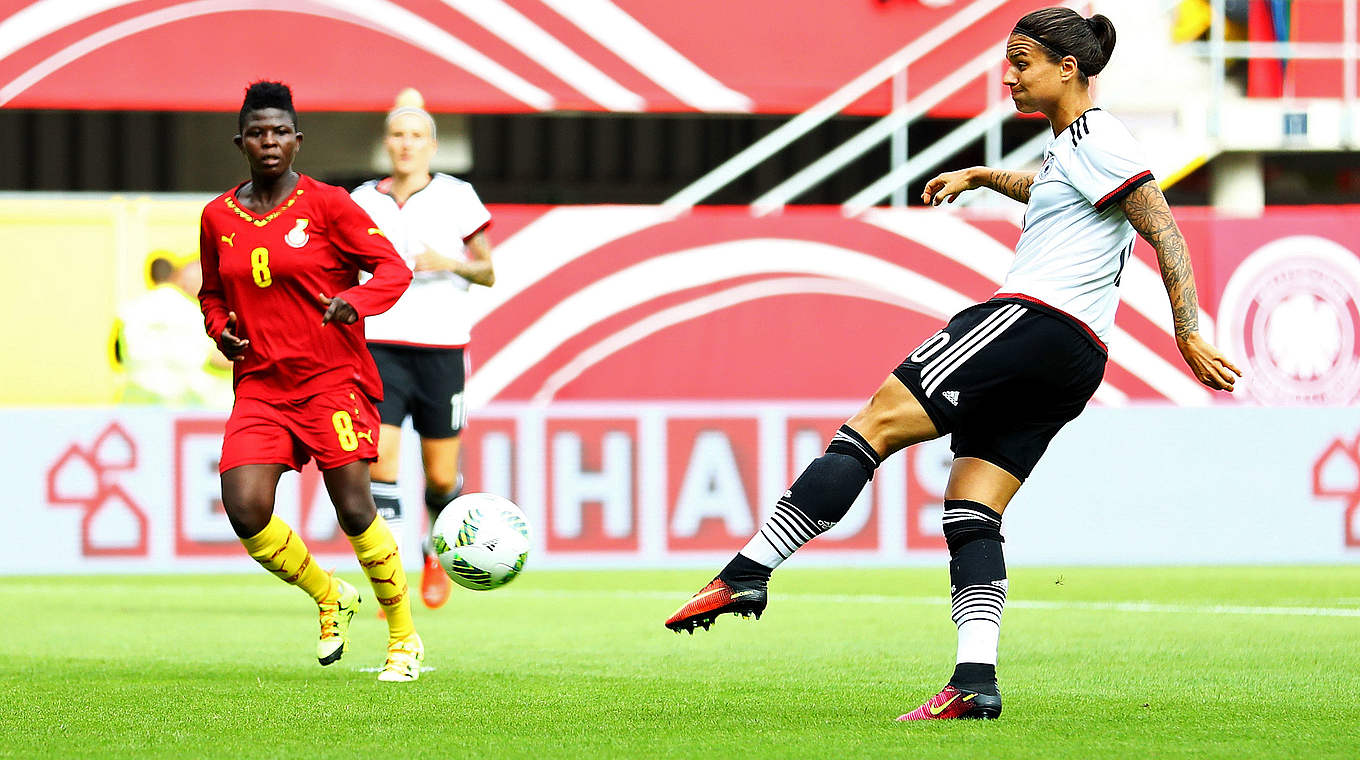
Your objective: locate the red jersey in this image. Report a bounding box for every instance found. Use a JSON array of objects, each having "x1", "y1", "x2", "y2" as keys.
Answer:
[{"x1": 199, "y1": 174, "x2": 412, "y2": 402}]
